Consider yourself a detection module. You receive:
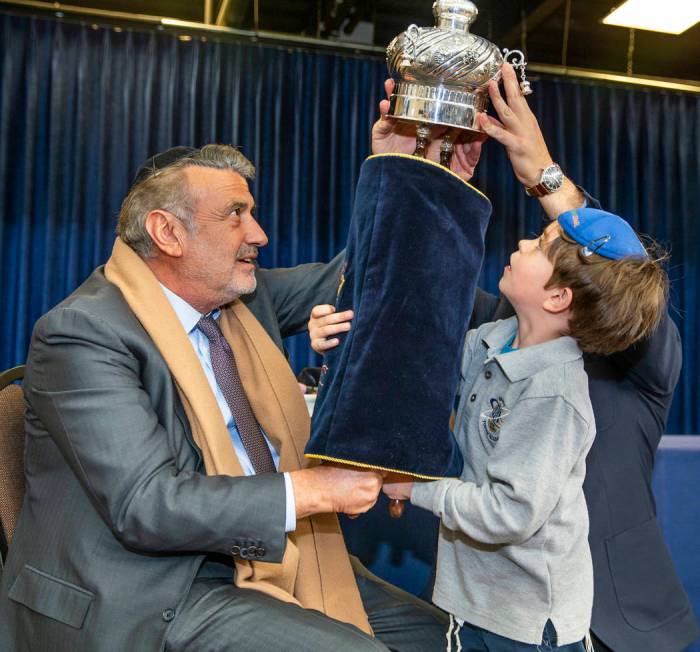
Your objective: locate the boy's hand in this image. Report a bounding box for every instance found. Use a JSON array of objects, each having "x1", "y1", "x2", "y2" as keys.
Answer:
[
  {"x1": 382, "y1": 474, "x2": 414, "y2": 501},
  {"x1": 477, "y1": 63, "x2": 584, "y2": 218},
  {"x1": 372, "y1": 79, "x2": 486, "y2": 182},
  {"x1": 308, "y1": 304, "x2": 354, "y2": 353}
]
